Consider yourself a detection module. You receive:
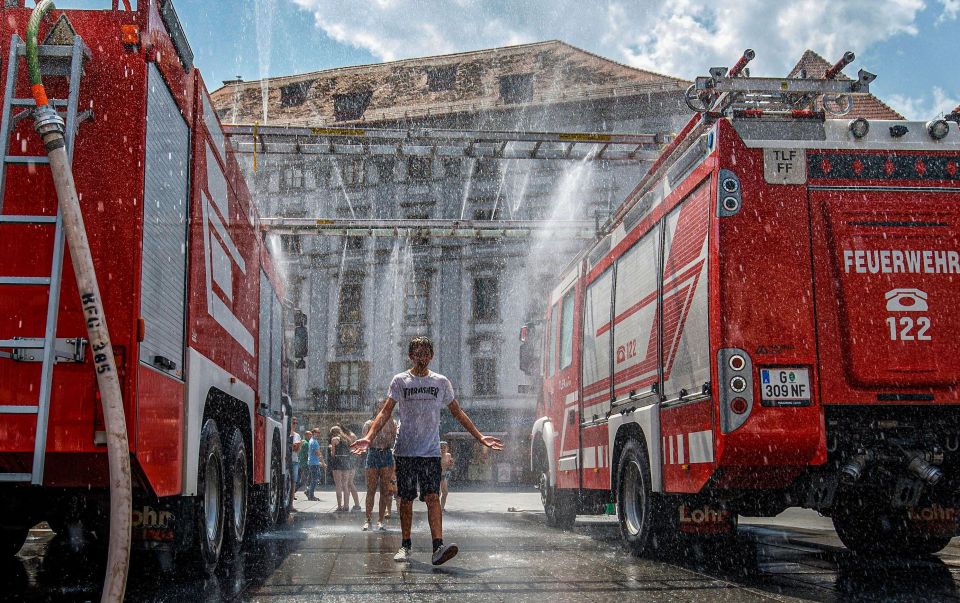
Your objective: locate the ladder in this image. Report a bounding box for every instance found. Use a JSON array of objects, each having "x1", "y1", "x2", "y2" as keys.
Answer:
[{"x1": 0, "y1": 31, "x2": 91, "y2": 485}]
